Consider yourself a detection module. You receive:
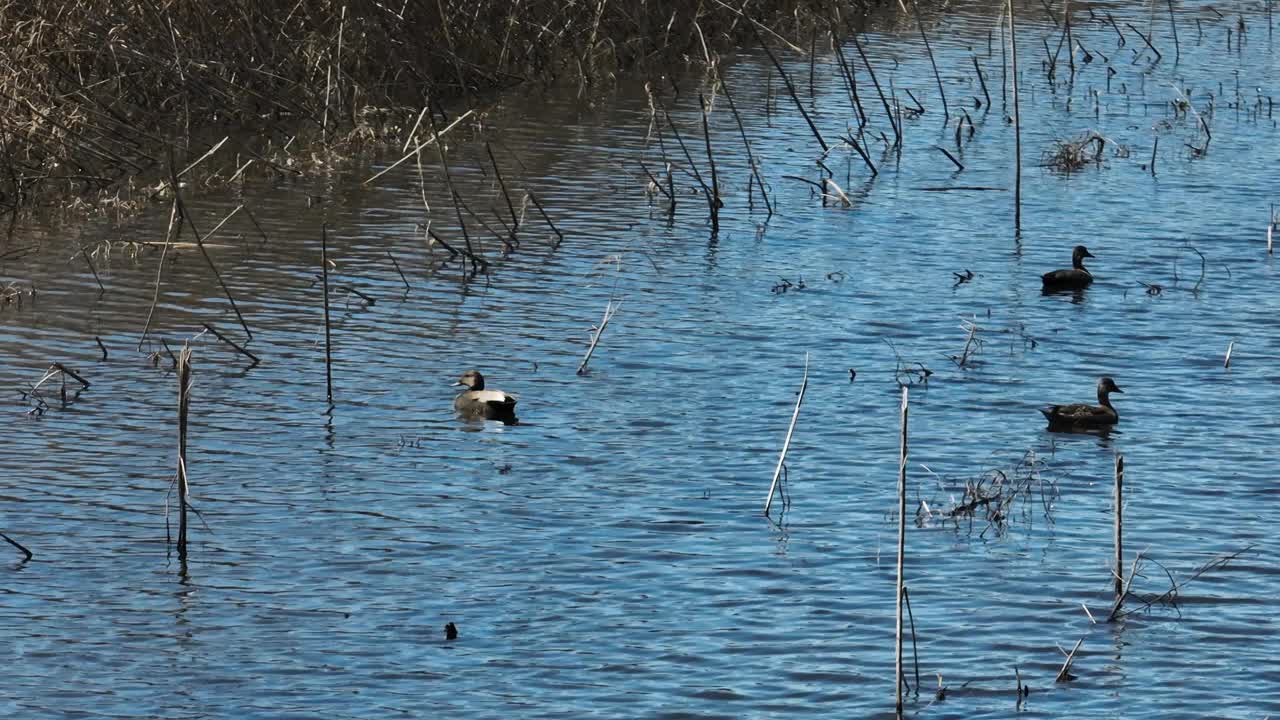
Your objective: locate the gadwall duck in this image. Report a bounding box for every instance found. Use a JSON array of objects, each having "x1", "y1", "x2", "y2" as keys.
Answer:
[
  {"x1": 1042, "y1": 245, "x2": 1095, "y2": 291},
  {"x1": 453, "y1": 370, "x2": 517, "y2": 424},
  {"x1": 1040, "y1": 376, "x2": 1123, "y2": 430}
]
